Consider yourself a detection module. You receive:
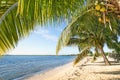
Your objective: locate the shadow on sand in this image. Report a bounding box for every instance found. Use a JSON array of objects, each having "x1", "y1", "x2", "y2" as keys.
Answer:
[
  {"x1": 94, "y1": 71, "x2": 120, "y2": 80},
  {"x1": 85, "y1": 61, "x2": 120, "y2": 66},
  {"x1": 94, "y1": 70, "x2": 120, "y2": 75},
  {"x1": 108, "y1": 78, "x2": 120, "y2": 80}
]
